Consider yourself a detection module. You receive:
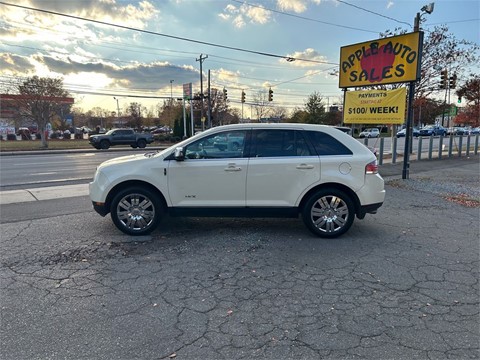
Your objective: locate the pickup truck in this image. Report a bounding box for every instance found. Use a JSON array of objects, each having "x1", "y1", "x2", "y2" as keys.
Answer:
[
  {"x1": 89, "y1": 128, "x2": 154, "y2": 150},
  {"x1": 212, "y1": 133, "x2": 245, "y2": 151}
]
